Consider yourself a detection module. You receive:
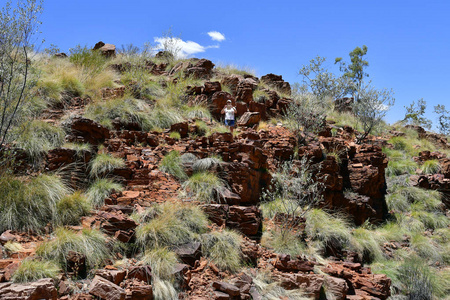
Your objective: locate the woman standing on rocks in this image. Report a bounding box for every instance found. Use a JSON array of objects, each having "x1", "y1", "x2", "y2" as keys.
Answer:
[{"x1": 221, "y1": 99, "x2": 237, "y2": 134}]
